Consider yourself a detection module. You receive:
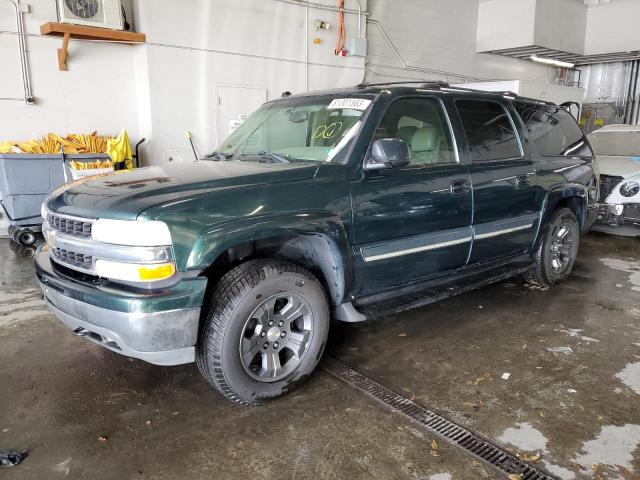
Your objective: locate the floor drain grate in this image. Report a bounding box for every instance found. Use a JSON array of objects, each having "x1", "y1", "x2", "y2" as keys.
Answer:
[{"x1": 322, "y1": 357, "x2": 558, "y2": 480}]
